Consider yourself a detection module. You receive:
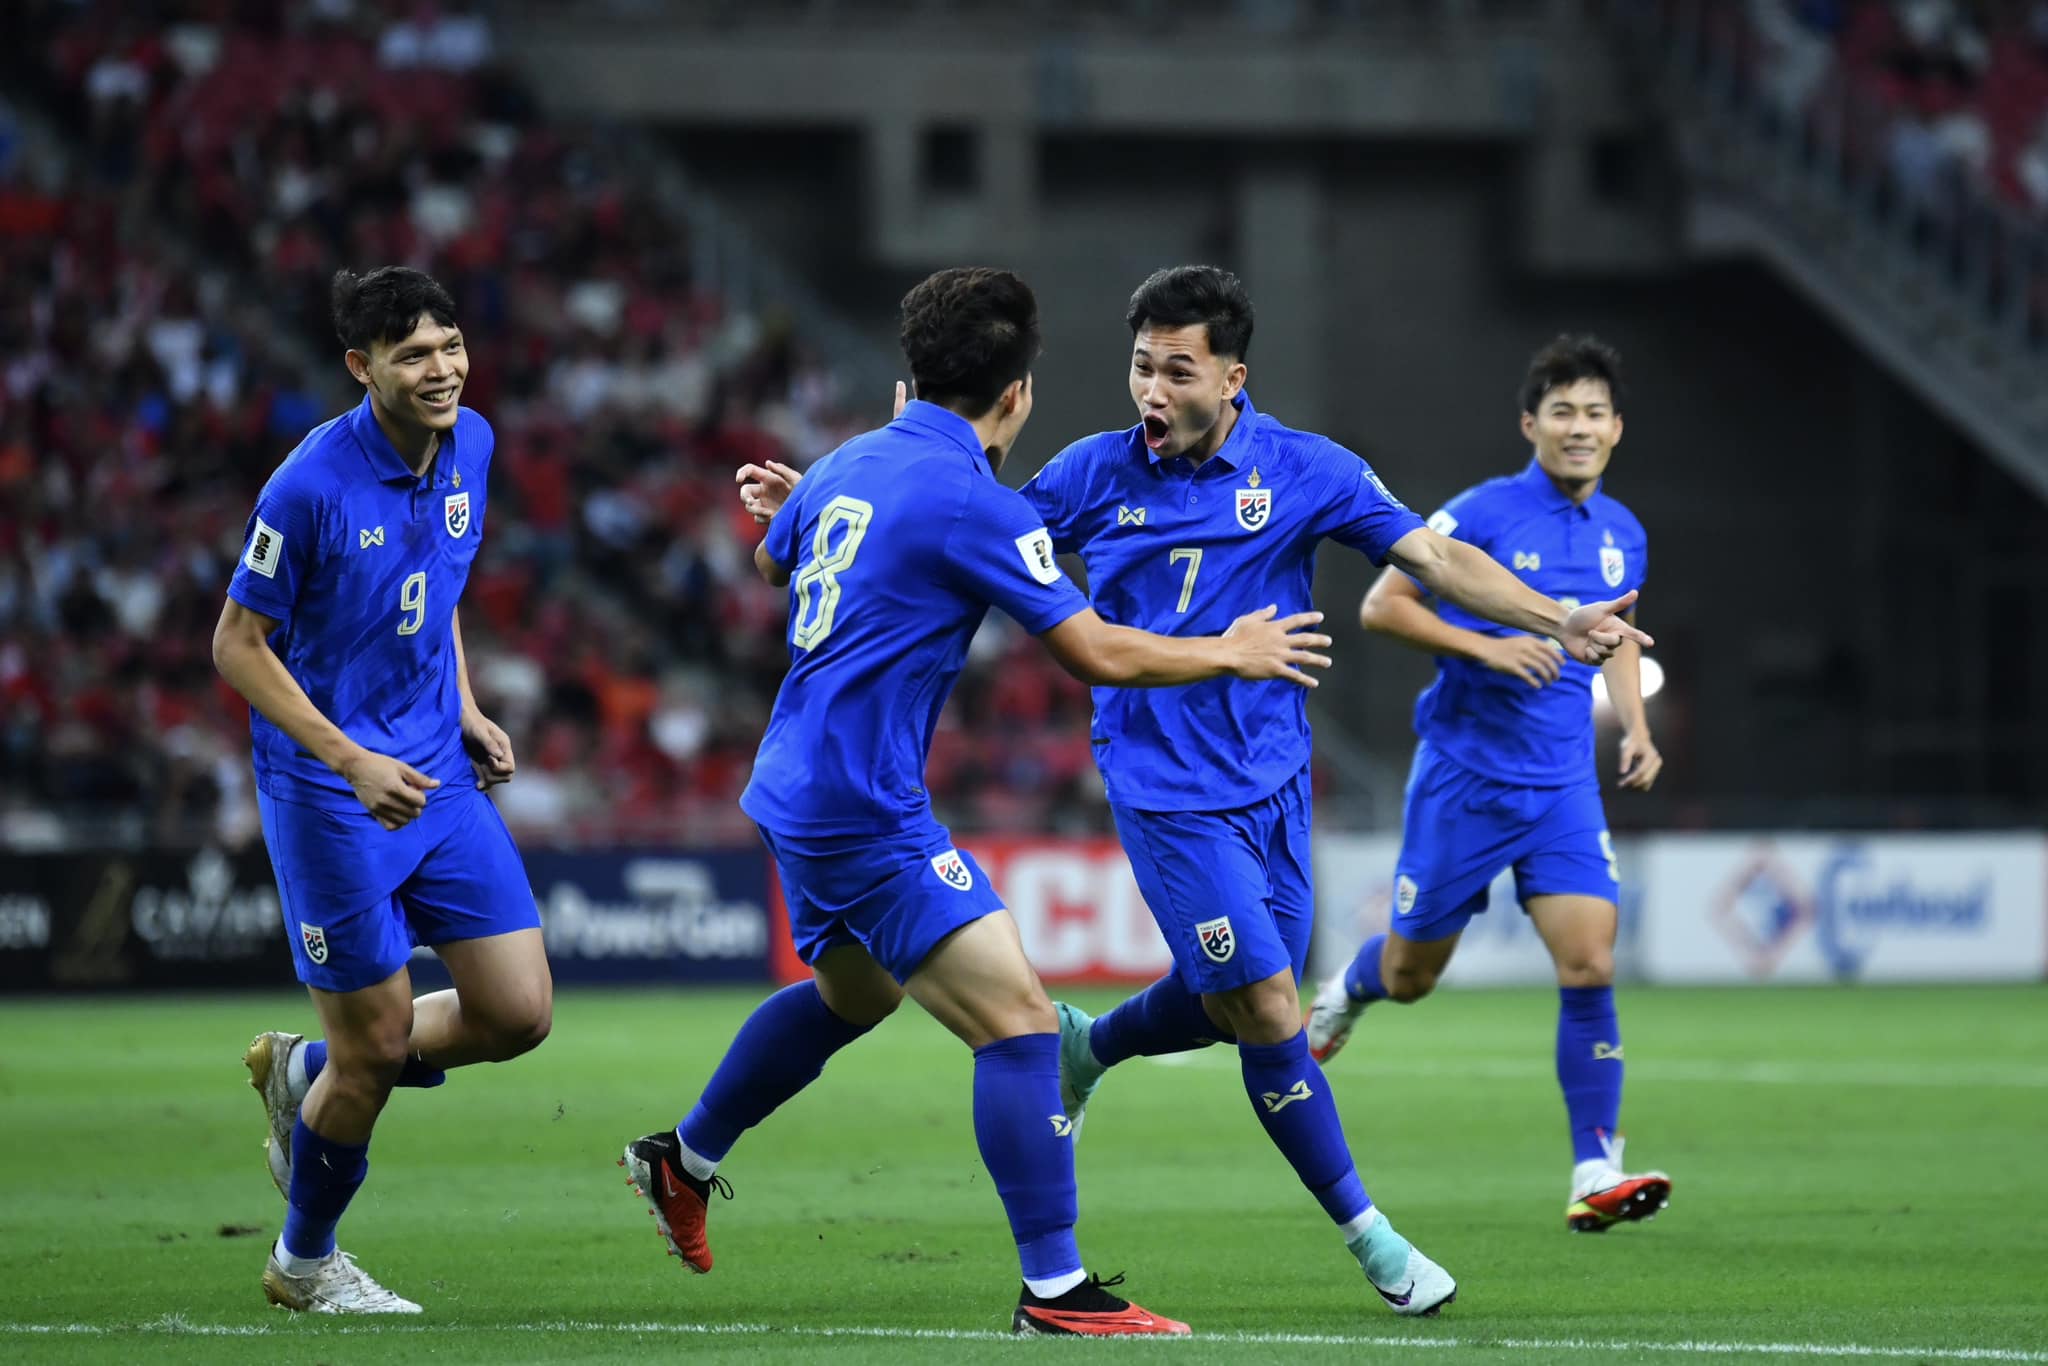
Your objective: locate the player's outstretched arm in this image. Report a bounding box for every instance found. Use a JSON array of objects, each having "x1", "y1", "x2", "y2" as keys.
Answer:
[
  {"x1": 1359, "y1": 565, "x2": 1563, "y2": 689},
  {"x1": 1039, "y1": 605, "x2": 1331, "y2": 689},
  {"x1": 1385, "y1": 527, "x2": 1652, "y2": 666},
  {"x1": 212, "y1": 598, "x2": 441, "y2": 829}
]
